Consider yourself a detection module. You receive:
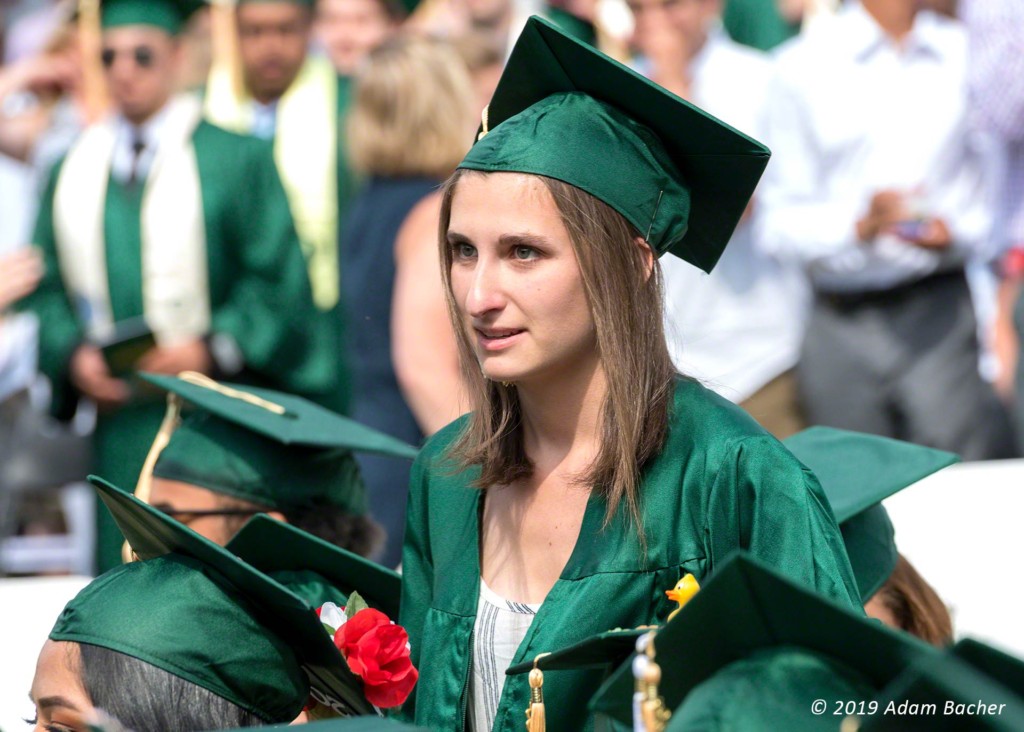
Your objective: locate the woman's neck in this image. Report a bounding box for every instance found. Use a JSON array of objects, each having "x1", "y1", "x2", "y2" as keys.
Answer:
[{"x1": 516, "y1": 359, "x2": 607, "y2": 467}]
